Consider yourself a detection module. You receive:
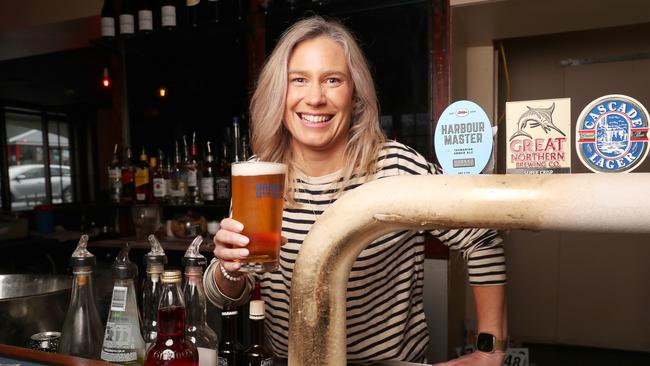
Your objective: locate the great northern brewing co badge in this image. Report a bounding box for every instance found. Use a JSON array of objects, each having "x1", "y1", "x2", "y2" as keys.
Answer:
[{"x1": 576, "y1": 94, "x2": 649, "y2": 173}]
